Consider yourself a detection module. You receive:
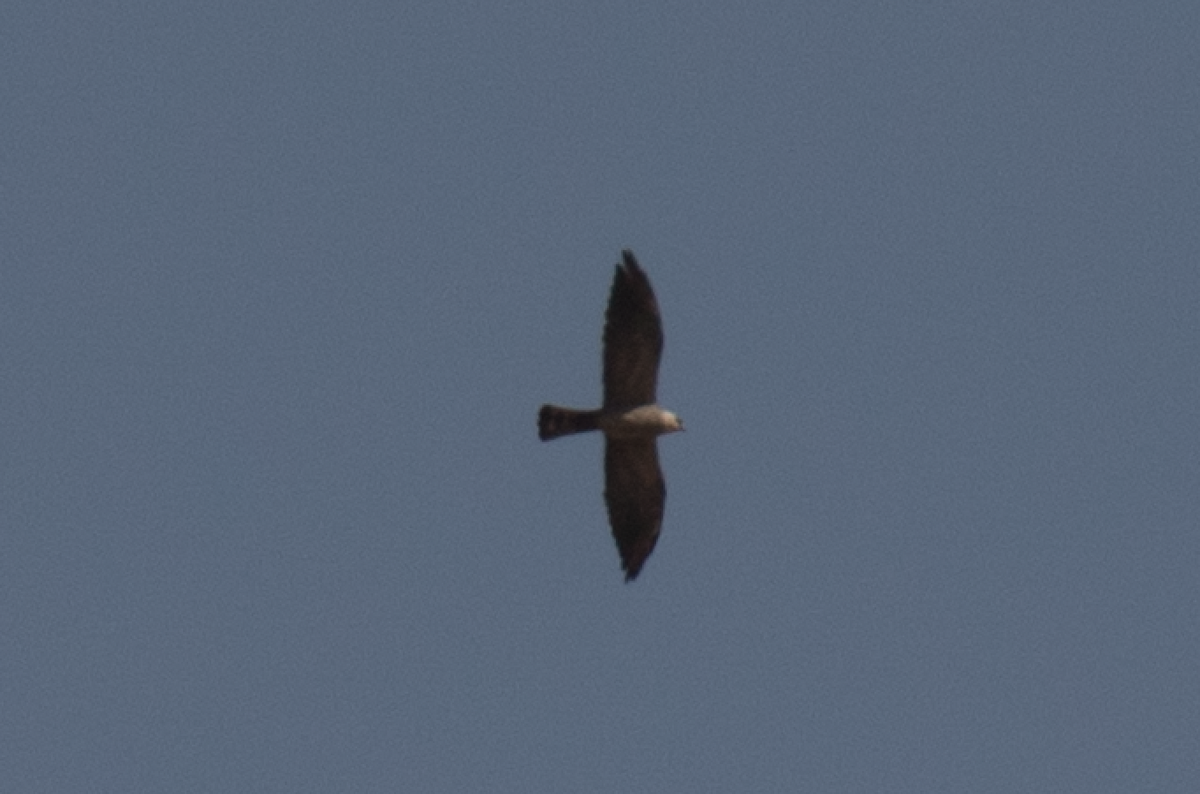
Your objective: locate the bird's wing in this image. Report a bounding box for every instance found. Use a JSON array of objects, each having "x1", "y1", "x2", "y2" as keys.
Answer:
[
  {"x1": 604, "y1": 438, "x2": 666, "y2": 581},
  {"x1": 602, "y1": 250, "x2": 663, "y2": 409}
]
